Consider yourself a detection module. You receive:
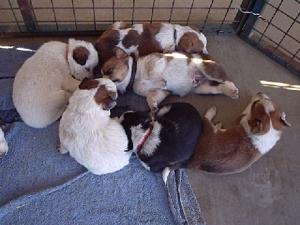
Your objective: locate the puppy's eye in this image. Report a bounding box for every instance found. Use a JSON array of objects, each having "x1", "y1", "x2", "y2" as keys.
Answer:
[
  {"x1": 112, "y1": 79, "x2": 121, "y2": 83},
  {"x1": 85, "y1": 68, "x2": 90, "y2": 72},
  {"x1": 105, "y1": 68, "x2": 113, "y2": 75}
]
